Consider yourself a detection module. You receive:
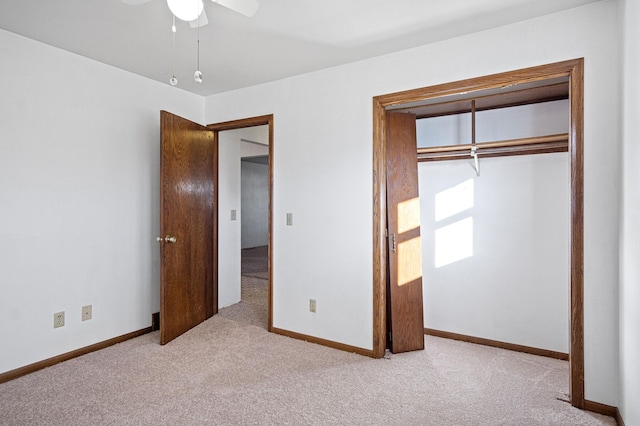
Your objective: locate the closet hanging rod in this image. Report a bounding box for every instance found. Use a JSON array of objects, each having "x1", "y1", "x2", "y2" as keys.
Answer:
[
  {"x1": 418, "y1": 143, "x2": 568, "y2": 162},
  {"x1": 419, "y1": 142, "x2": 567, "y2": 158},
  {"x1": 417, "y1": 133, "x2": 568, "y2": 155}
]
